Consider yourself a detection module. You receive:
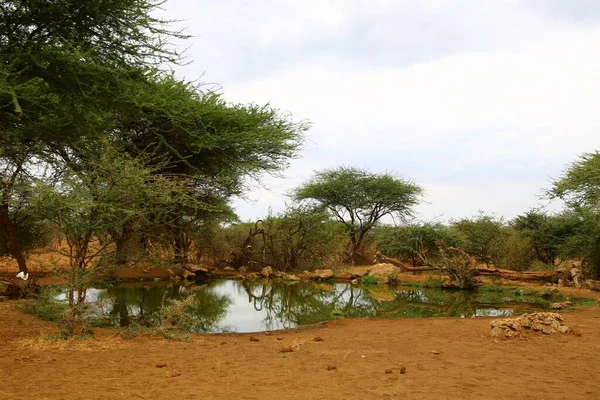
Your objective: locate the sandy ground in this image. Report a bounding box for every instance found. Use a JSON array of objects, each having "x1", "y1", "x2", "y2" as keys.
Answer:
[{"x1": 1, "y1": 292, "x2": 600, "y2": 400}]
